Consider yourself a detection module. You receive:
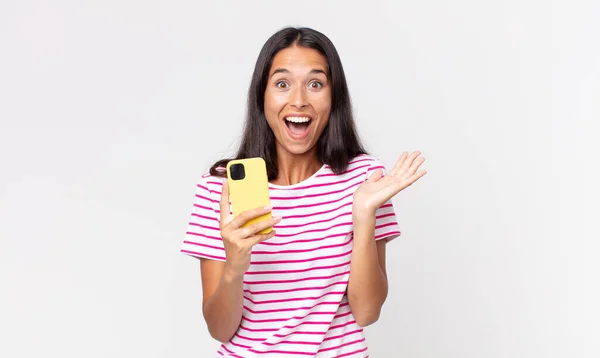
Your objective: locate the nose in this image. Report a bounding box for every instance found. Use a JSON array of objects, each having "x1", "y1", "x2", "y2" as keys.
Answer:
[{"x1": 290, "y1": 86, "x2": 308, "y2": 109}]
